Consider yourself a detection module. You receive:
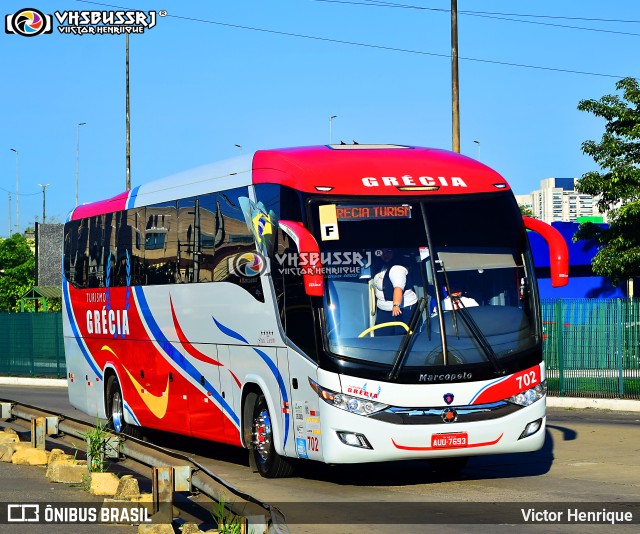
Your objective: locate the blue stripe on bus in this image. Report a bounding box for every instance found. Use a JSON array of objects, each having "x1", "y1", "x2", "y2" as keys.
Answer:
[
  {"x1": 211, "y1": 316, "x2": 290, "y2": 448},
  {"x1": 126, "y1": 185, "x2": 140, "y2": 210},
  {"x1": 469, "y1": 375, "x2": 509, "y2": 404},
  {"x1": 212, "y1": 316, "x2": 249, "y2": 344},
  {"x1": 63, "y1": 280, "x2": 103, "y2": 380},
  {"x1": 133, "y1": 286, "x2": 240, "y2": 427},
  {"x1": 124, "y1": 402, "x2": 140, "y2": 426}
]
